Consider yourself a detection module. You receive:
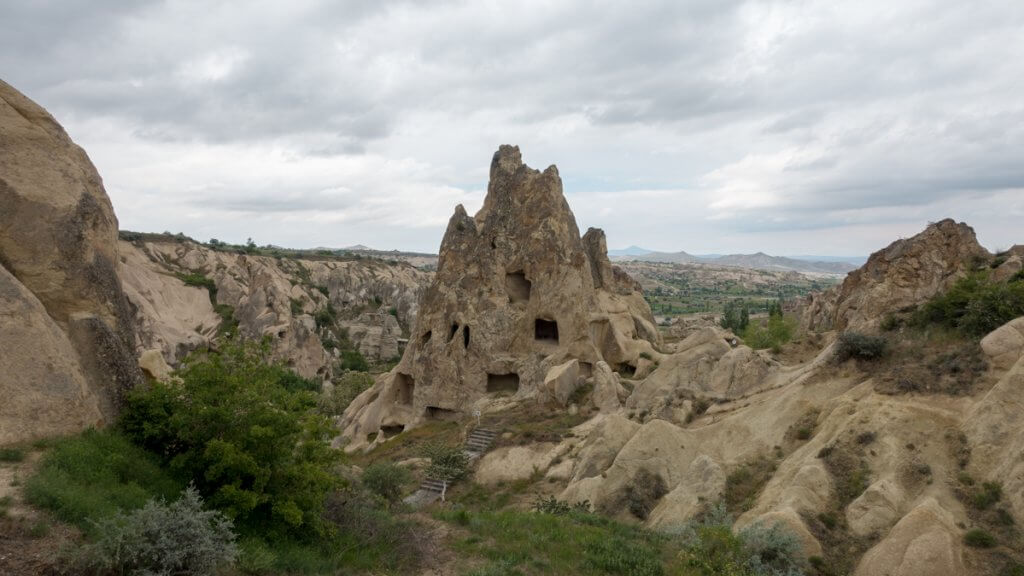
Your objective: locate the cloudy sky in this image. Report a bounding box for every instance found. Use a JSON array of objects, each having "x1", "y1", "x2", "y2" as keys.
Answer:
[{"x1": 3, "y1": 1, "x2": 1022, "y2": 257}]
